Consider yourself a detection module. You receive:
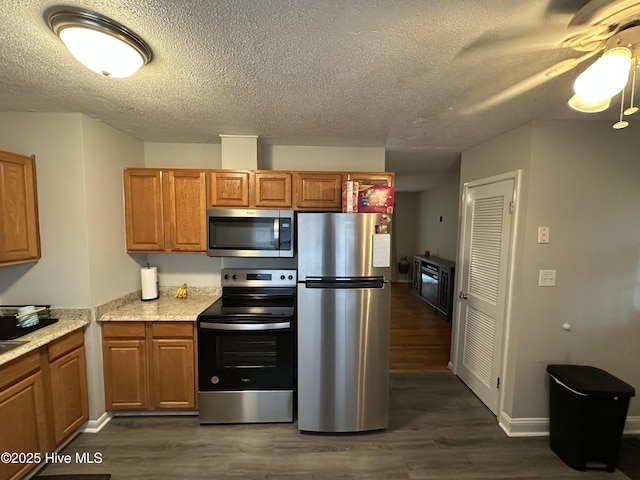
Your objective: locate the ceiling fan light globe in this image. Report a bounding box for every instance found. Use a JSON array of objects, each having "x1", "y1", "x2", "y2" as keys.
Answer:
[
  {"x1": 59, "y1": 27, "x2": 145, "y2": 78},
  {"x1": 573, "y1": 46, "x2": 632, "y2": 103},
  {"x1": 567, "y1": 94, "x2": 611, "y2": 113}
]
